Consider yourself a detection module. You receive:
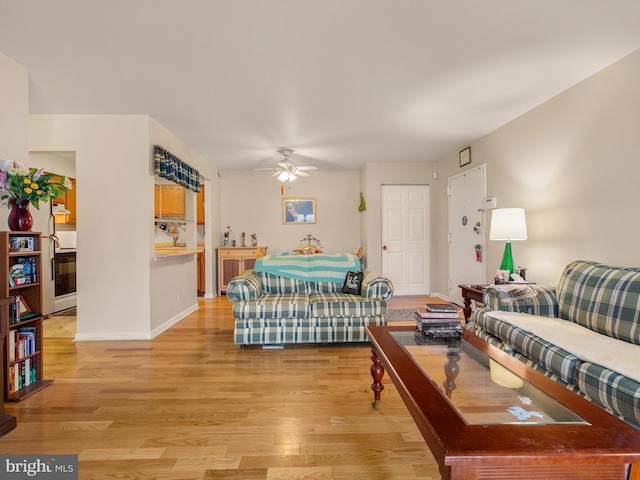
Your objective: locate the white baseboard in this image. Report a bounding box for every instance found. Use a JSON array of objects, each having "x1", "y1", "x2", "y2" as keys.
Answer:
[
  {"x1": 74, "y1": 303, "x2": 199, "y2": 341},
  {"x1": 150, "y1": 303, "x2": 199, "y2": 338},
  {"x1": 430, "y1": 291, "x2": 452, "y2": 302}
]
